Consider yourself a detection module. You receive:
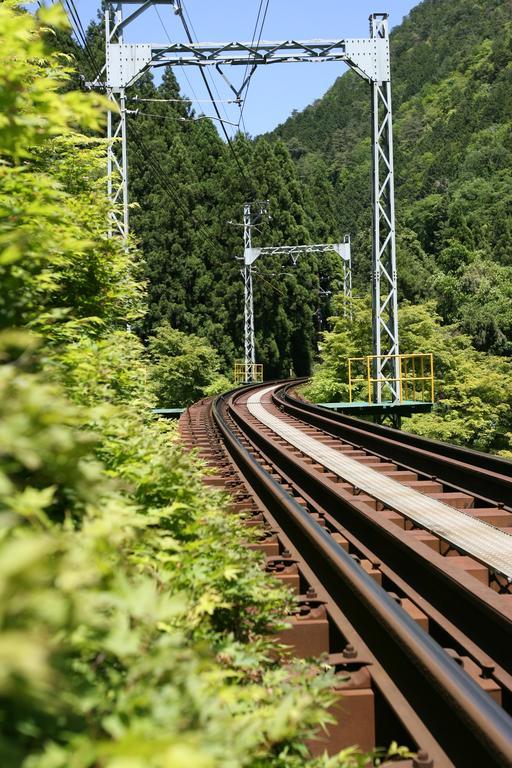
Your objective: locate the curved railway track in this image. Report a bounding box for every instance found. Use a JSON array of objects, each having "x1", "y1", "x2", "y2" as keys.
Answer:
[{"x1": 179, "y1": 380, "x2": 512, "y2": 768}]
